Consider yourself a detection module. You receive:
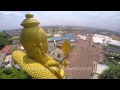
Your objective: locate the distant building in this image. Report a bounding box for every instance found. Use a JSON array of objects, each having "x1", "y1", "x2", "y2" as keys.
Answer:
[
  {"x1": 106, "y1": 40, "x2": 120, "y2": 53},
  {"x1": 20, "y1": 46, "x2": 24, "y2": 50},
  {"x1": 58, "y1": 31, "x2": 64, "y2": 35},
  {"x1": 12, "y1": 40, "x2": 20, "y2": 45},
  {"x1": 54, "y1": 33, "x2": 61, "y2": 37},
  {"x1": 93, "y1": 34, "x2": 112, "y2": 44},
  {"x1": 70, "y1": 39, "x2": 76, "y2": 42},
  {"x1": 47, "y1": 33, "x2": 52, "y2": 37},
  {"x1": 52, "y1": 51, "x2": 65, "y2": 62},
  {"x1": 51, "y1": 34, "x2": 76, "y2": 42},
  {"x1": 77, "y1": 34, "x2": 87, "y2": 40},
  {"x1": 0, "y1": 53, "x2": 6, "y2": 67},
  {"x1": 0, "y1": 45, "x2": 12, "y2": 54},
  {"x1": 4, "y1": 29, "x2": 21, "y2": 36},
  {"x1": 65, "y1": 34, "x2": 73, "y2": 38},
  {"x1": 0, "y1": 45, "x2": 12, "y2": 67},
  {"x1": 48, "y1": 45, "x2": 54, "y2": 52}
]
